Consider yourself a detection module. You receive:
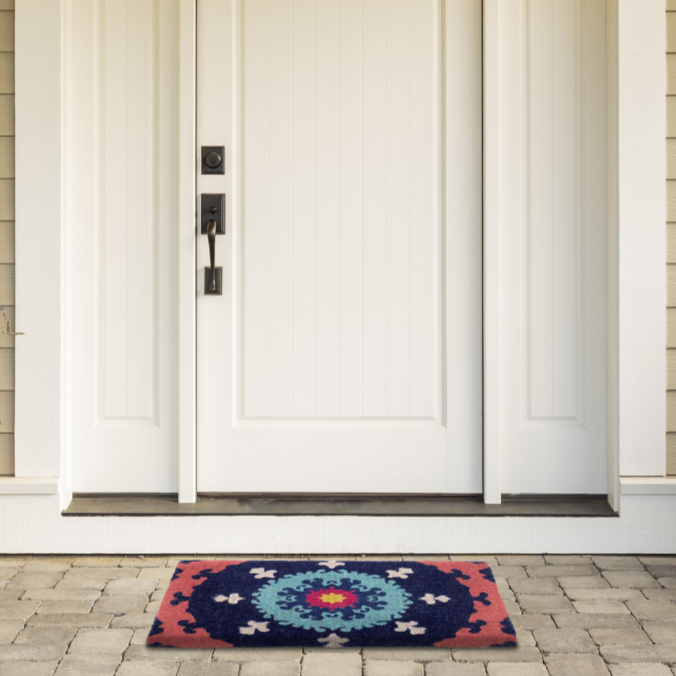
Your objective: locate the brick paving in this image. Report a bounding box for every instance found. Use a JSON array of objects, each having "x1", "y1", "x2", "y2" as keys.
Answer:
[{"x1": 0, "y1": 554, "x2": 675, "y2": 675}]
